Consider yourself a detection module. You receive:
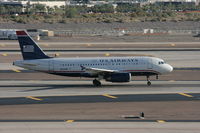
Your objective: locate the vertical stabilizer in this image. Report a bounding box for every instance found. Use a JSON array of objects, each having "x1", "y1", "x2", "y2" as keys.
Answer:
[{"x1": 16, "y1": 30, "x2": 50, "y2": 60}]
